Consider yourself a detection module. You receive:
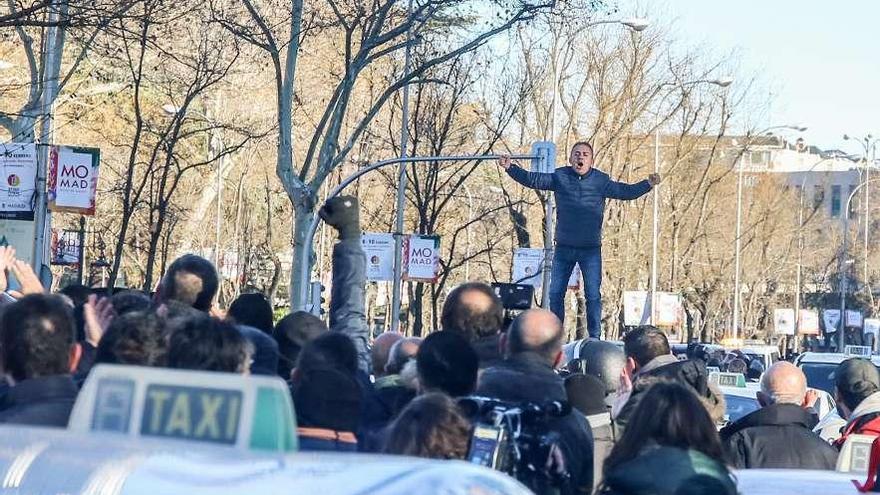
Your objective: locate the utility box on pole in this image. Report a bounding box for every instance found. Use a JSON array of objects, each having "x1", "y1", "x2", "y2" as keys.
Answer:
[{"x1": 530, "y1": 141, "x2": 557, "y2": 174}]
